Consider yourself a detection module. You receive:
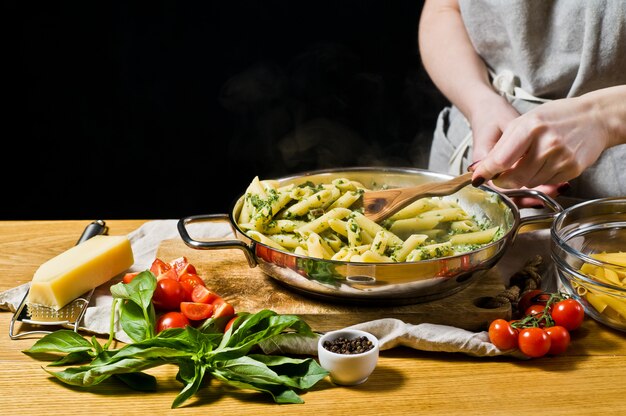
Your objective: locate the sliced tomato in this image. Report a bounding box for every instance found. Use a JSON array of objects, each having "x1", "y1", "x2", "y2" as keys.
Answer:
[
  {"x1": 169, "y1": 256, "x2": 197, "y2": 276},
  {"x1": 191, "y1": 285, "x2": 220, "y2": 304},
  {"x1": 180, "y1": 302, "x2": 214, "y2": 321},
  {"x1": 150, "y1": 258, "x2": 172, "y2": 276},
  {"x1": 214, "y1": 302, "x2": 235, "y2": 319},
  {"x1": 224, "y1": 315, "x2": 238, "y2": 332},
  {"x1": 179, "y1": 273, "x2": 206, "y2": 301},
  {"x1": 157, "y1": 268, "x2": 179, "y2": 281},
  {"x1": 122, "y1": 271, "x2": 140, "y2": 284}
]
